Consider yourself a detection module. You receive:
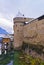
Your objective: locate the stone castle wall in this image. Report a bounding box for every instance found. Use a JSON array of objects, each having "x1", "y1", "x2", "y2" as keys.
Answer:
[
  {"x1": 13, "y1": 16, "x2": 44, "y2": 48},
  {"x1": 23, "y1": 19, "x2": 44, "y2": 46}
]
